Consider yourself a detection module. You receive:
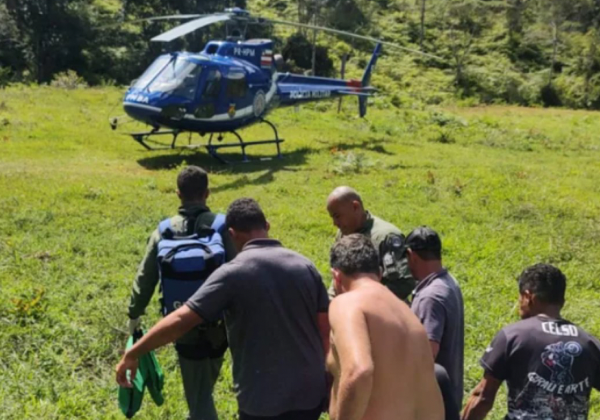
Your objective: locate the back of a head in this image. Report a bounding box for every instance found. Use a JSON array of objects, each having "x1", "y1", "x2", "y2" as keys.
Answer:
[
  {"x1": 330, "y1": 234, "x2": 379, "y2": 277},
  {"x1": 518, "y1": 263, "x2": 566, "y2": 305},
  {"x1": 327, "y1": 186, "x2": 363, "y2": 207},
  {"x1": 226, "y1": 198, "x2": 267, "y2": 232},
  {"x1": 406, "y1": 226, "x2": 442, "y2": 261},
  {"x1": 177, "y1": 166, "x2": 208, "y2": 201}
]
